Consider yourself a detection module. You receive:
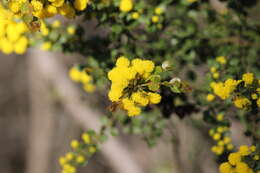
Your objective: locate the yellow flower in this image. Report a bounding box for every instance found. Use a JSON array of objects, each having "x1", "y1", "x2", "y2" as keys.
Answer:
[
  {"x1": 69, "y1": 67, "x2": 81, "y2": 82},
  {"x1": 65, "y1": 152, "x2": 74, "y2": 160},
  {"x1": 216, "y1": 56, "x2": 227, "y2": 65},
  {"x1": 76, "y1": 155, "x2": 85, "y2": 164},
  {"x1": 59, "y1": 3, "x2": 76, "y2": 18},
  {"x1": 41, "y1": 41, "x2": 52, "y2": 51},
  {"x1": 228, "y1": 152, "x2": 241, "y2": 165},
  {"x1": 242, "y1": 73, "x2": 254, "y2": 85},
  {"x1": 131, "y1": 12, "x2": 140, "y2": 19},
  {"x1": 59, "y1": 157, "x2": 67, "y2": 165},
  {"x1": 218, "y1": 140, "x2": 224, "y2": 146},
  {"x1": 71, "y1": 140, "x2": 80, "y2": 149},
  {"x1": 238, "y1": 145, "x2": 250, "y2": 156},
  {"x1": 14, "y1": 36, "x2": 28, "y2": 54},
  {"x1": 227, "y1": 144, "x2": 234, "y2": 150},
  {"x1": 142, "y1": 60, "x2": 155, "y2": 73},
  {"x1": 52, "y1": 0, "x2": 65, "y2": 7},
  {"x1": 74, "y1": 0, "x2": 89, "y2": 11},
  {"x1": 216, "y1": 113, "x2": 224, "y2": 121},
  {"x1": 52, "y1": 20, "x2": 61, "y2": 28},
  {"x1": 253, "y1": 155, "x2": 259, "y2": 160},
  {"x1": 210, "y1": 67, "x2": 217, "y2": 73},
  {"x1": 233, "y1": 97, "x2": 251, "y2": 109},
  {"x1": 213, "y1": 133, "x2": 221, "y2": 141},
  {"x1": 250, "y1": 94, "x2": 257, "y2": 100},
  {"x1": 250, "y1": 146, "x2": 256, "y2": 152},
  {"x1": 215, "y1": 146, "x2": 224, "y2": 155},
  {"x1": 89, "y1": 146, "x2": 97, "y2": 153},
  {"x1": 45, "y1": 5, "x2": 58, "y2": 17},
  {"x1": 108, "y1": 57, "x2": 161, "y2": 116},
  {"x1": 217, "y1": 126, "x2": 224, "y2": 133},
  {"x1": 119, "y1": 0, "x2": 133, "y2": 12},
  {"x1": 235, "y1": 162, "x2": 250, "y2": 173},
  {"x1": 152, "y1": 15, "x2": 159, "y2": 23},
  {"x1": 155, "y1": 7, "x2": 163, "y2": 15},
  {"x1": 212, "y1": 79, "x2": 239, "y2": 100},
  {"x1": 83, "y1": 83, "x2": 96, "y2": 93},
  {"x1": 219, "y1": 162, "x2": 232, "y2": 173},
  {"x1": 108, "y1": 89, "x2": 123, "y2": 102},
  {"x1": 82, "y1": 133, "x2": 91, "y2": 144},
  {"x1": 122, "y1": 98, "x2": 141, "y2": 116},
  {"x1": 211, "y1": 145, "x2": 217, "y2": 153},
  {"x1": 223, "y1": 136, "x2": 231, "y2": 144},
  {"x1": 63, "y1": 164, "x2": 76, "y2": 173},
  {"x1": 67, "y1": 26, "x2": 76, "y2": 35},
  {"x1": 206, "y1": 94, "x2": 215, "y2": 102},
  {"x1": 127, "y1": 106, "x2": 141, "y2": 116},
  {"x1": 40, "y1": 22, "x2": 49, "y2": 36},
  {"x1": 1, "y1": 39, "x2": 13, "y2": 54},
  {"x1": 31, "y1": 0, "x2": 43, "y2": 11},
  {"x1": 148, "y1": 92, "x2": 161, "y2": 104},
  {"x1": 8, "y1": 1, "x2": 21, "y2": 13},
  {"x1": 132, "y1": 92, "x2": 149, "y2": 106},
  {"x1": 116, "y1": 56, "x2": 130, "y2": 67},
  {"x1": 213, "y1": 72, "x2": 219, "y2": 79},
  {"x1": 257, "y1": 98, "x2": 260, "y2": 107},
  {"x1": 80, "y1": 71, "x2": 92, "y2": 83}
]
